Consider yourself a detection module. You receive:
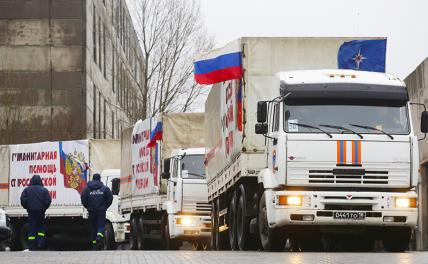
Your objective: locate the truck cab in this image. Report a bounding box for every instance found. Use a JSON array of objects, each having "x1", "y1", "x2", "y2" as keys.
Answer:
[
  {"x1": 256, "y1": 69, "x2": 428, "y2": 251},
  {"x1": 162, "y1": 148, "x2": 211, "y2": 249}
]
